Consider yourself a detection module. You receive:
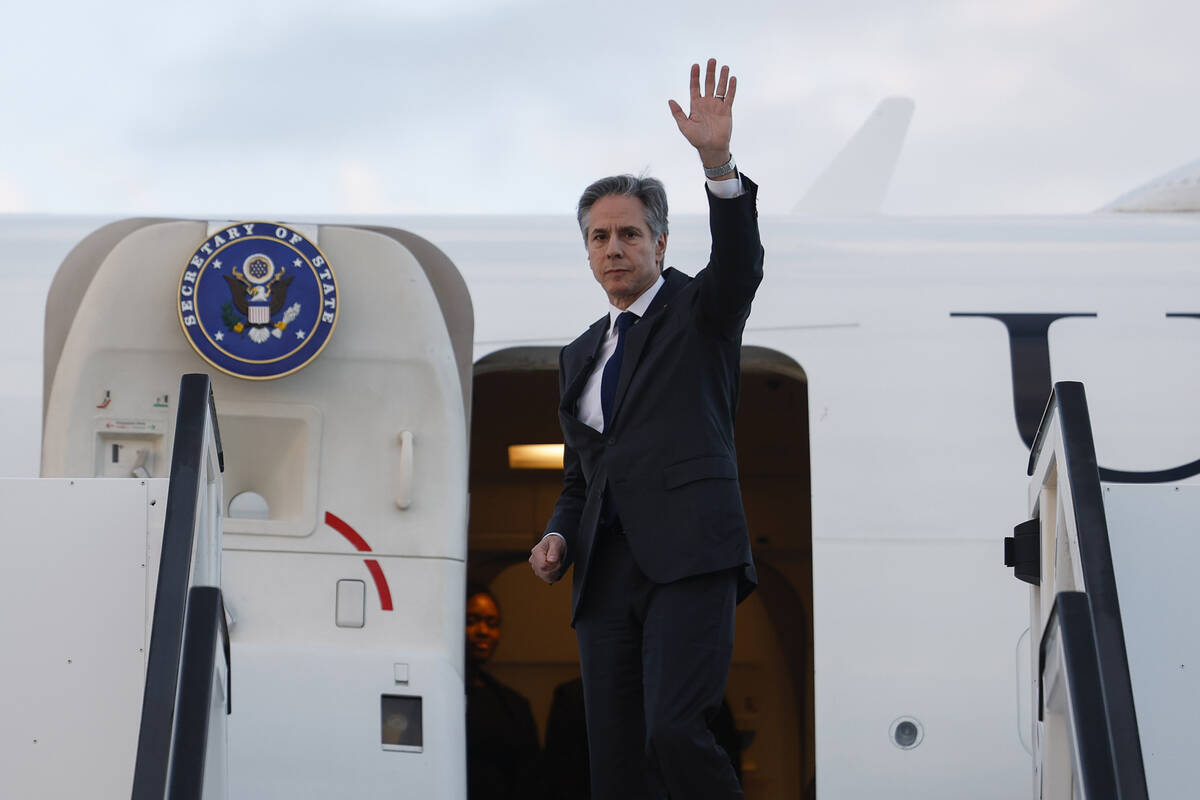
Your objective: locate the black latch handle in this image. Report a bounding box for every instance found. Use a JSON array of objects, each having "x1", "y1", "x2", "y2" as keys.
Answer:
[{"x1": 1005, "y1": 518, "x2": 1041, "y2": 586}]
